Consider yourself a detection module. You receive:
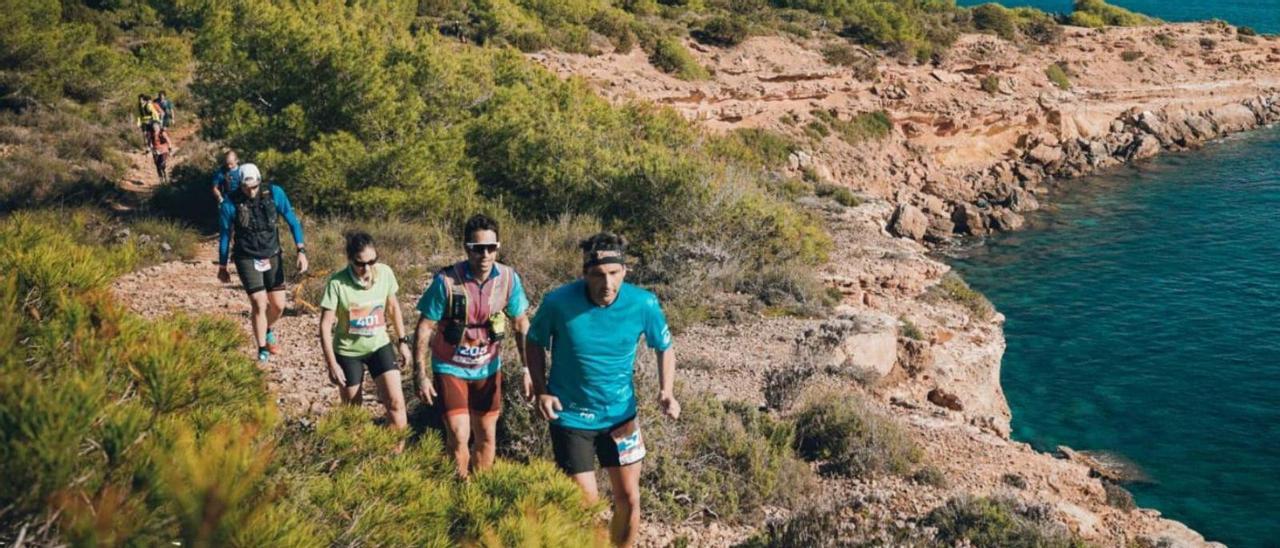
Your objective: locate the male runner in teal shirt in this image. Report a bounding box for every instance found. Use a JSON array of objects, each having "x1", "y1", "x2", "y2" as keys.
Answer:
[{"x1": 526, "y1": 232, "x2": 679, "y2": 548}]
